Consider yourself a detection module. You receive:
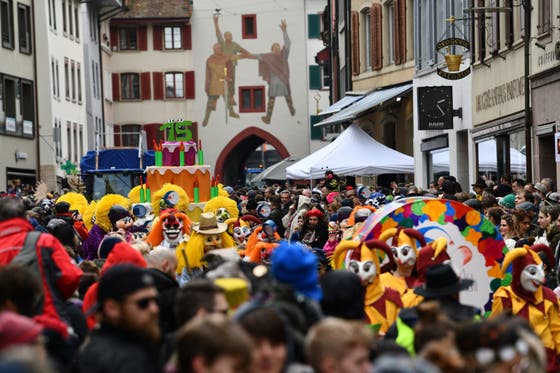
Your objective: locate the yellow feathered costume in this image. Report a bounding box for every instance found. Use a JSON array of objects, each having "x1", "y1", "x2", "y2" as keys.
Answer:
[
  {"x1": 83, "y1": 201, "x2": 97, "y2": 231},
  {"x1": 177, "y1": 231, "x2": 235, "y2": 275},
  {"x1": 204, "y1": 195, "x2": 239, "y2": 220},
  {"x1": 56, "y1": 192, "x2": 88, "y2": 217},
  {"x1": 151, "y1": 183, "x2": 189, "y2": 216},
  {"x1": 95, "y1": 194, "x2": 131, "y2": 233}
]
